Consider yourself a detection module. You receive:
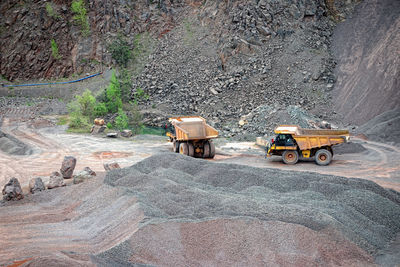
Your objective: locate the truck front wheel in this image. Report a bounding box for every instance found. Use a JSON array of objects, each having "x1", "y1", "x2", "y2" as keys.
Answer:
[
  {"x1": 282, "y1": 150, "x2": 299, "y2": 165},
  {"x1": 315, "y1": 149, "x2": 332, "y2": 166}
]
